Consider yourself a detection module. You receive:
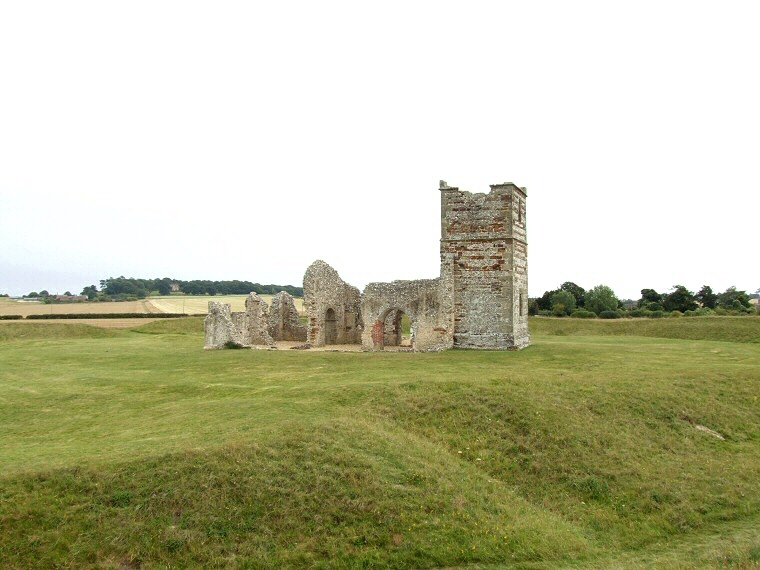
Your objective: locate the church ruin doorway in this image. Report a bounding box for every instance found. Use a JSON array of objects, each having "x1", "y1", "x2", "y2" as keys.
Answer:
[
  {"x1": 324, "y1": 308, "x2": 338, "y2": 345},
  {"x1": 372, "y1": 307, "x2": 414, "y2": 350}
]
